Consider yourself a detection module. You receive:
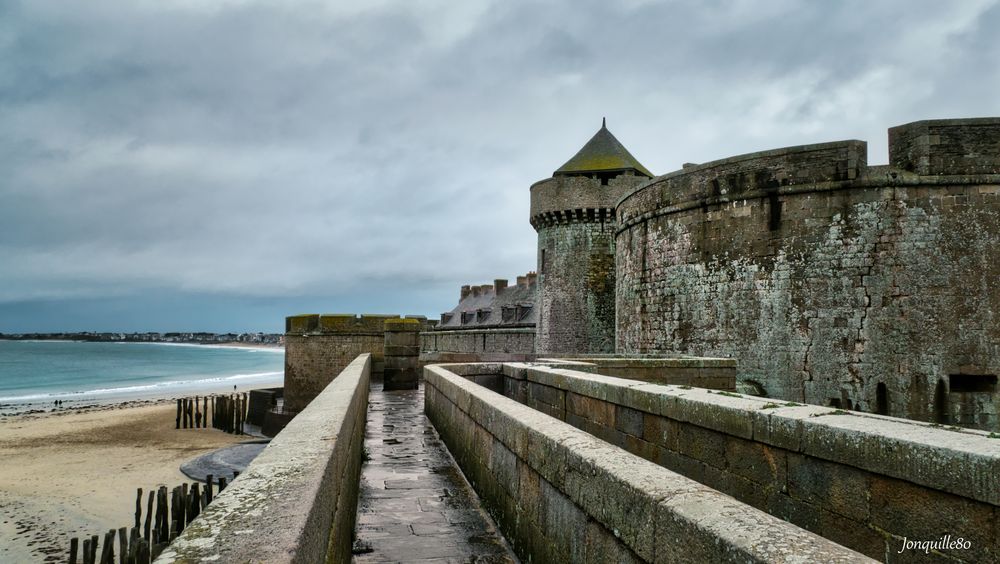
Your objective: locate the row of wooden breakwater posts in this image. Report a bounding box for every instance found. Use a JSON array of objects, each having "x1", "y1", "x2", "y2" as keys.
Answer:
[
  {"x1": 176, "y1": 392, "x2": 249, "y2": 434},
  {"x1": 68, "y1": 474, "x2": 237, "y2": 564}
]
